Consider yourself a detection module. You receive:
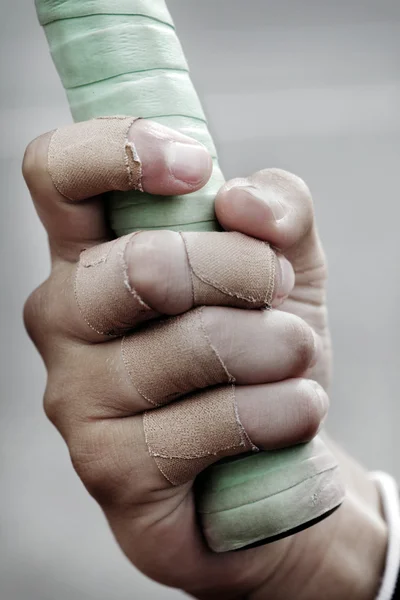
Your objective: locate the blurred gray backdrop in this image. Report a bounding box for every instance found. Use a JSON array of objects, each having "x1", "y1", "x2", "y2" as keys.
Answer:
[{"x1": 1, "y1": 1, "x2": 399, "y2": 598}]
